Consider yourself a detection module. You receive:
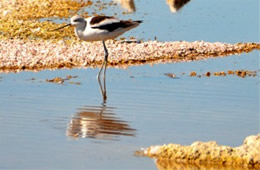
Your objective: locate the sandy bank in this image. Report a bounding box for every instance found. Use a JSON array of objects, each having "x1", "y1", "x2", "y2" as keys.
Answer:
[{"x1": 0, "y1": 39, "x2": 259, "y2": 73}]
